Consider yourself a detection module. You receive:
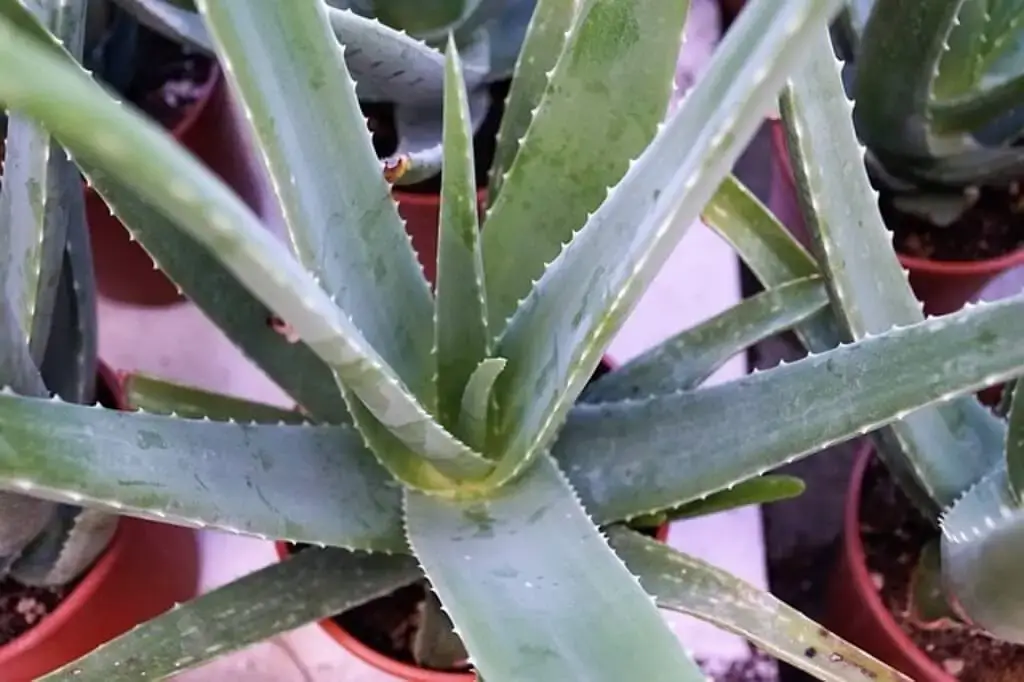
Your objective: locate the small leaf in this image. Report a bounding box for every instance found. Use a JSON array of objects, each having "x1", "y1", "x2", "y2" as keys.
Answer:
[
  {"x1": 107, "y1": 0, "x2": 212, "y2": 53},
  {"x1": 411, "y1": 590, "x2": 469, "y2": 671},
  {"x1": 668, "y1": 475, "x2": 805, "y2": 521},
  {"x1": 0, "y1": 393, "x2": 405, "y2": 549},
  {"x1": 609, "y1": 528, "x2": 912, "y2": 682},
  {"x1": 457, "y1": 357, "x2": 507, "y2": 452},
  {"x1": 41, "y1": 547, "x2": 422, "y2": 681},
  {"x1": 581, "y1": 276, "x2": 828, "y2": 402},
  {"x1": 122, "y1": 374, "x2": 307, "y2": 424},
  {"x1": 405, "y1": 455, "x2": 703, "y2": 682},
  {"x1": 1007, "y1": 380, "x2": 1024, "y2": 503},
  {"x1": 435, "y1": 38, "x2": 489, "y2": 429},
  {"x1": 9, "y1": 505, "x2": 117, "y2": 587},
  {"x1": 907, "y1": 539, "x2": 963, "y2": 628}
]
